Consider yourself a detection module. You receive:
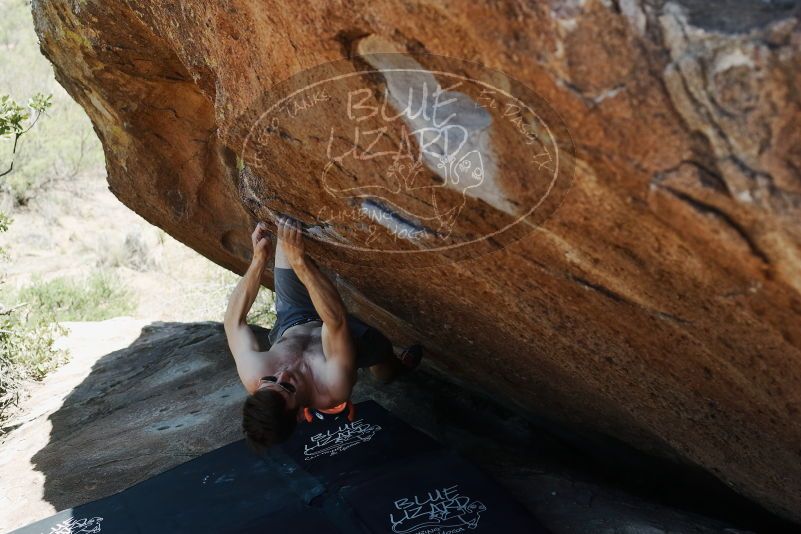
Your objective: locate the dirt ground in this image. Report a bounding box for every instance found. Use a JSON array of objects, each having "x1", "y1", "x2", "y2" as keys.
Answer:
[{"x1": 1, "y1": 167, "x2": 256, "y2": 324}]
